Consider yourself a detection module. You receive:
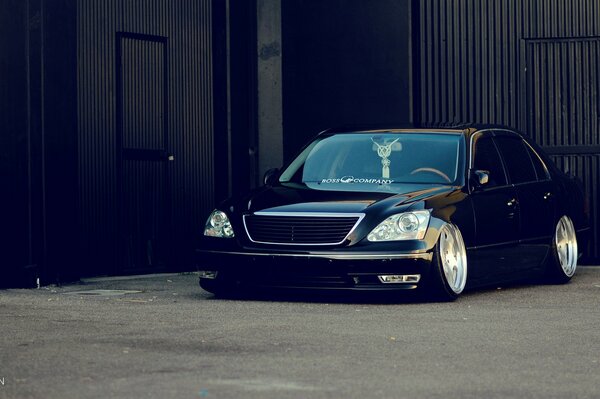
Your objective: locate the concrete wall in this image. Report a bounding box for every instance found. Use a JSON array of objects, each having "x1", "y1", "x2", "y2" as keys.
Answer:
[{"x1": 257, "y1": 0, "x2": 284, "y2": 181}]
